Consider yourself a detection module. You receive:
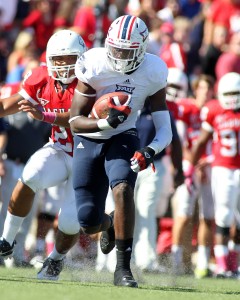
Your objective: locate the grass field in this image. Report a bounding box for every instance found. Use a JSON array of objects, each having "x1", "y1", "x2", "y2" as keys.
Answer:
[{"x1": 1, "y1": 265, "x2": 240, "y2": 300}]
